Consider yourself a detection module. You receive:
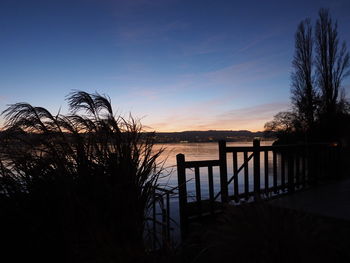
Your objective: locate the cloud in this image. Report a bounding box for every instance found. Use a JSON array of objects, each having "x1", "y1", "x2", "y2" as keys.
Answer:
[
  {"x1": 193, "y1": 102, "x2": 289, "y2": 131},
  {"x1": 217, "y1": 57, "x2": 286, "y2": 78},
  {"x1": 145, "y1": 101, "x2": 289, "y2": 132},
  {"x1": 116, "y1": 20, "x2": 188, "y2": 43},
  {"x1": 237, "y1": 31, "x2": 279, "y2": 53},
  {"x1": 179, "y1": 34, "x2": 229, "y2": 56}
]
